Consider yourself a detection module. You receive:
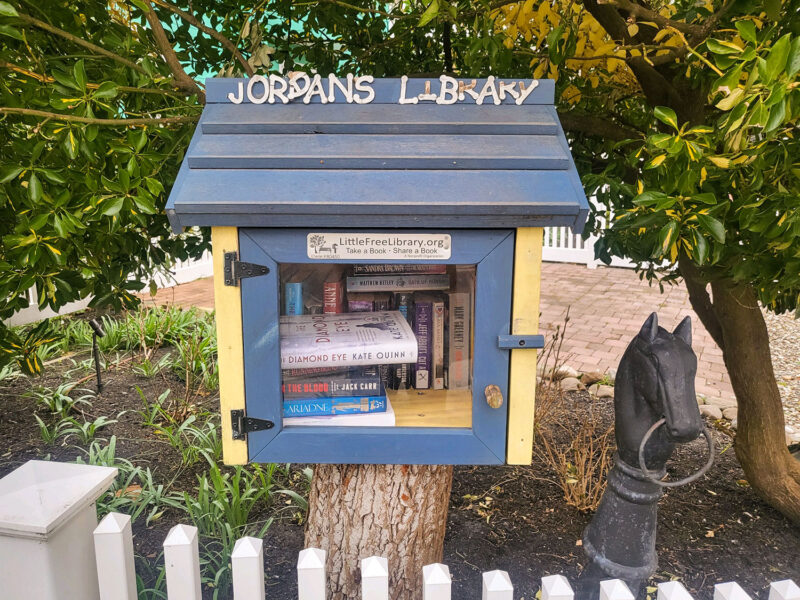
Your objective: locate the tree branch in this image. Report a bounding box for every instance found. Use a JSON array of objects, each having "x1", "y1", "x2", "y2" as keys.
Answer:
[
  {"x1": 15, "y1": 13, "x2": 147, "y2": 74},
  {"x1": 151, "y1": 0, "x2": 254, "y2": 76},
  {"x1": 678, "y1": 254, "x2": 725, "y2": 350},
  {"x1": 142, "y1": 0, "x2": 205, "y2": 102},
  {"x1": 558, "y1": 111, "x2": 643, "y2": 142},
  {"x1": 0, "y1": 107, "x2": 198, "y2": 126},
  {"x1": 599, "y1": 0, "x2": 702, "y2": 36}
]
